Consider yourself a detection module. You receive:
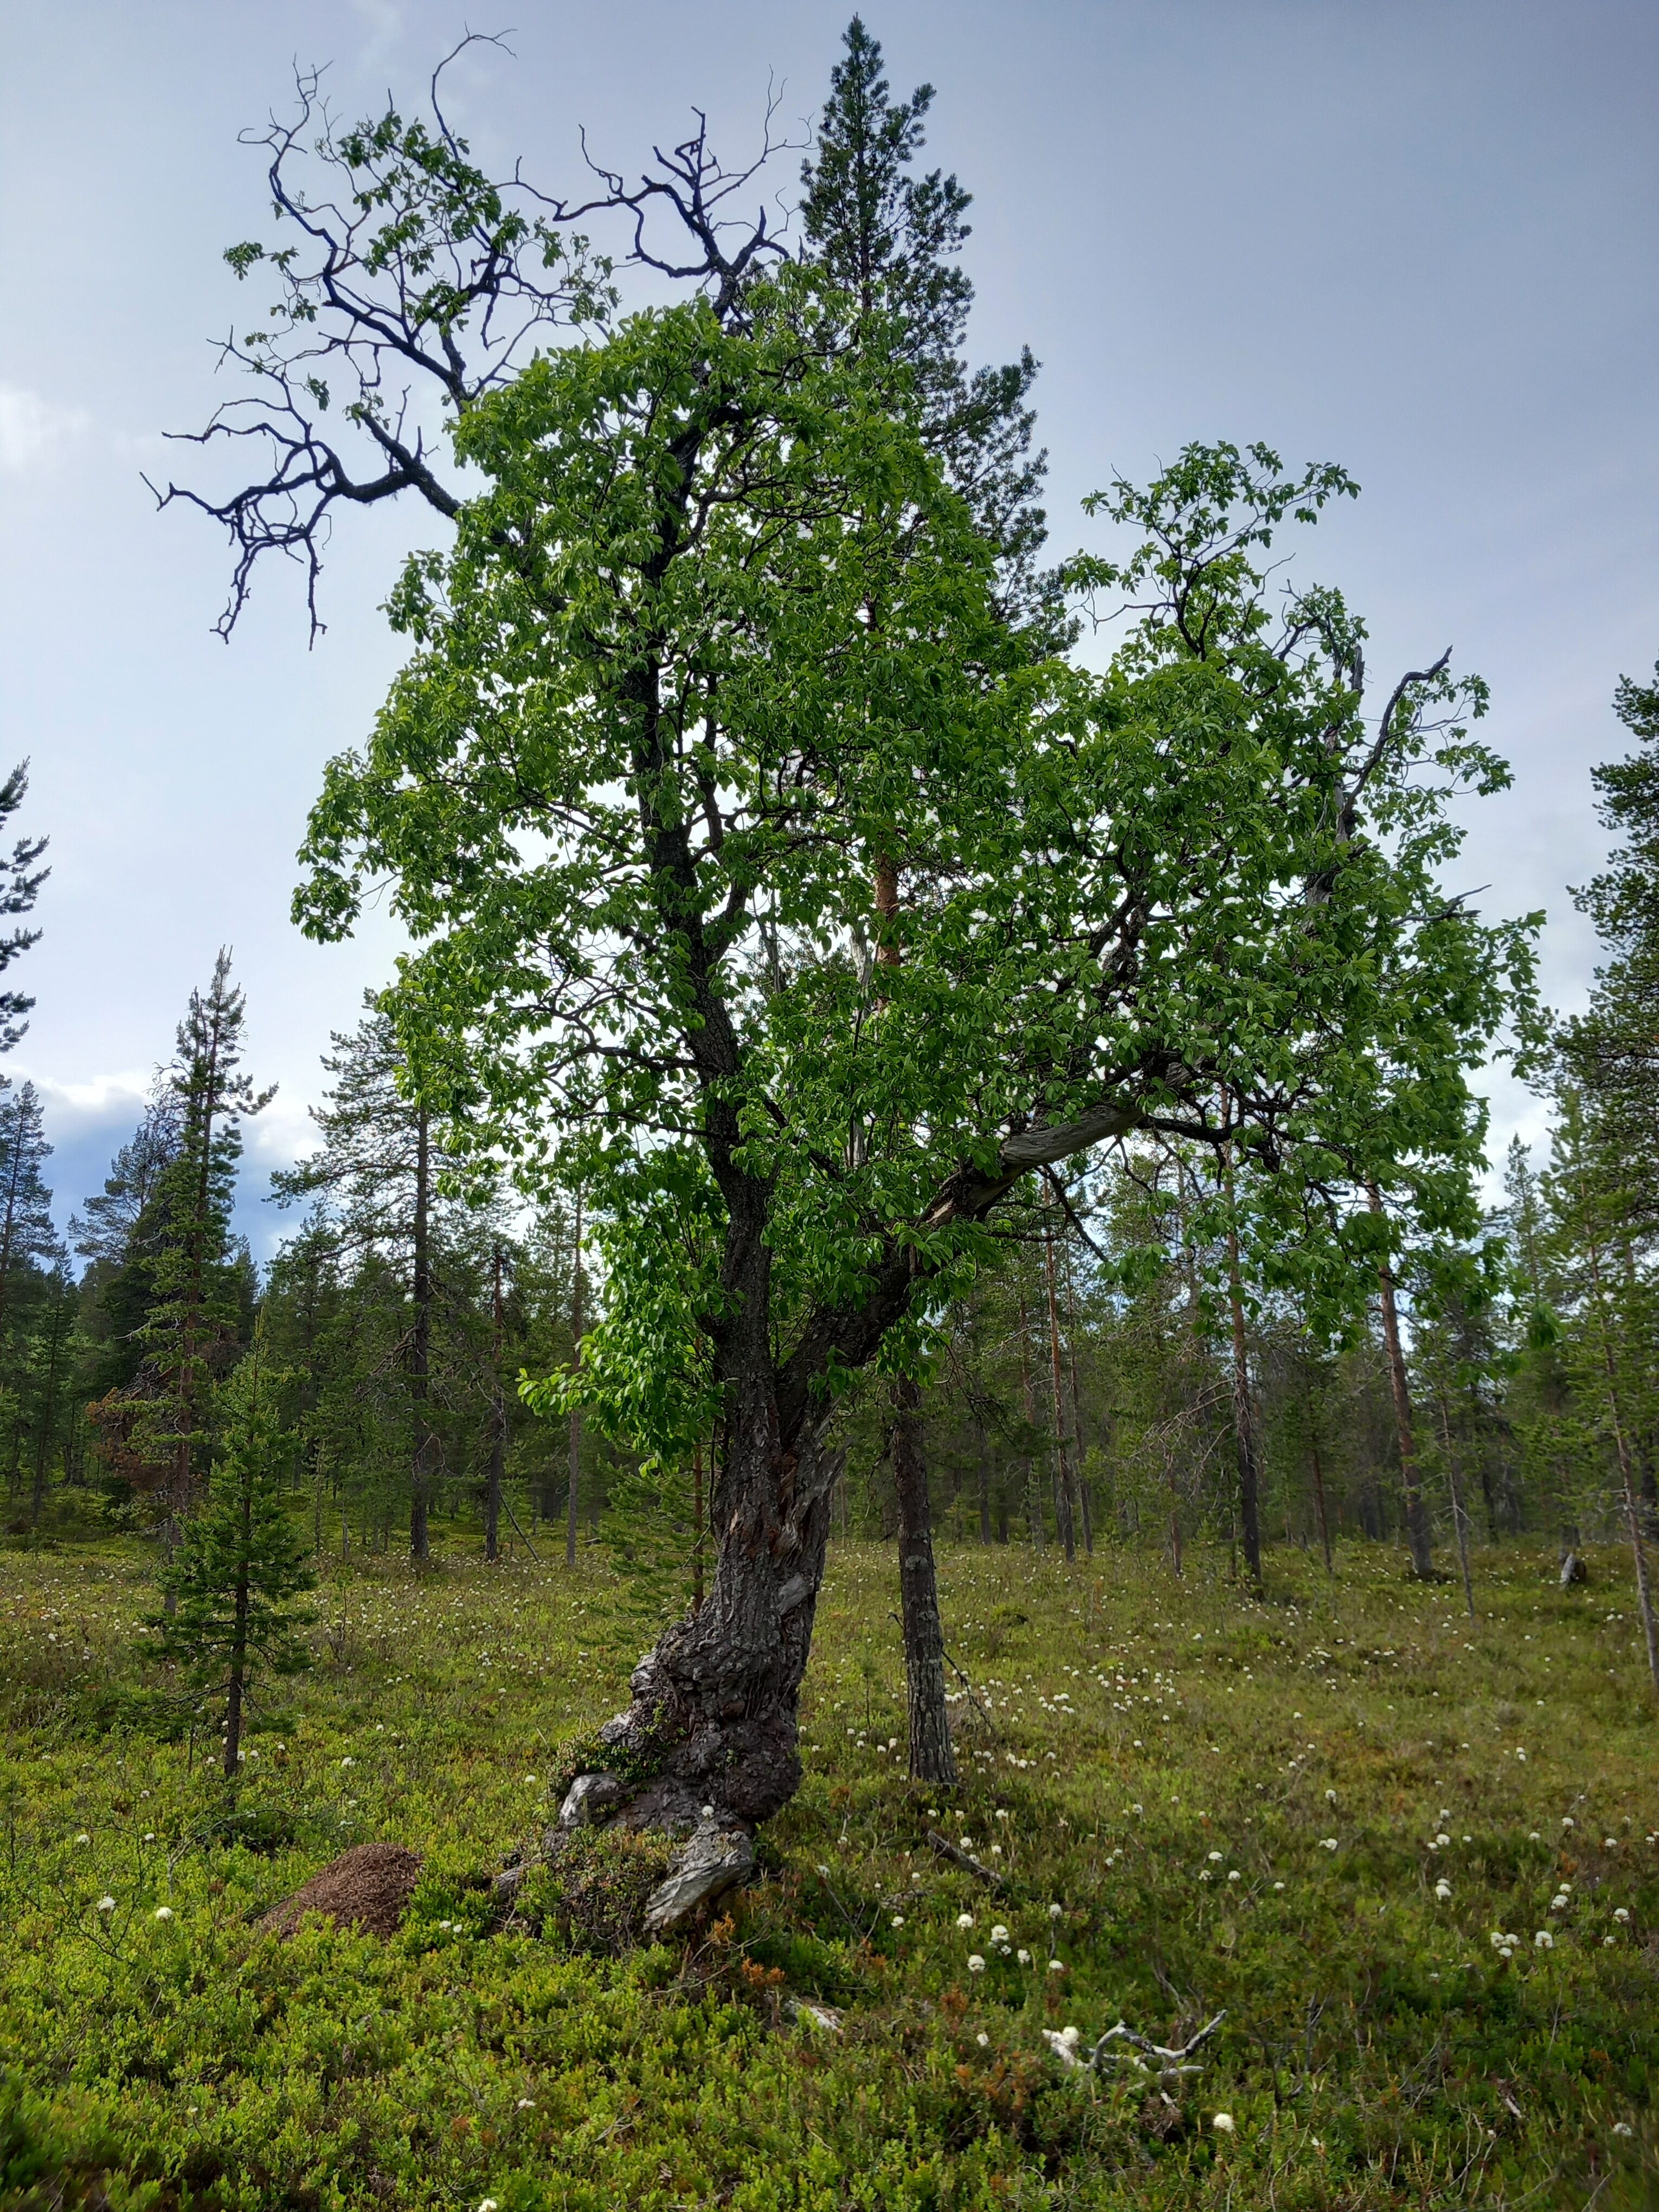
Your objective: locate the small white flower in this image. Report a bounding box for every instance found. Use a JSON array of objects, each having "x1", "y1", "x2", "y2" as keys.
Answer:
[
  {"x1": 890, "y1": 1914, "x2": 905, "y2": 1928},
  {"x1": 1605, "y1": 1837, "x2": 1618, "y2": 1850},
  {"x1": 95, "y1": 1895, "x2": 115, "y2": 1913},
  {"x1": 1435, "y1": 1880, "x2": 1452, "y2": 1901},
  {"x1": 75, "y1": 1832, "x2": 90, "y2": 1846},
  {"x1": 816, "y1": 1863, "x2": 831, "y2": 1877},
  {"x1": 976, "y1": 2030, "x2": 989, "y2": 2046},
  {"x1": 989, "y1": 1924, "x2": 1009, "y2": 1943},
  {"x1": 1489, "y1": 1931, "x2": 1507, "y2": 1949},
  {"x1": 1534, "y1": 1930, "x2": 1553, "y2": 1949},
  {"x1": 523, "y1": 1774, "x2": 537, "y2": 1785},
  {"x1": 956, "y1": 1912, "x2": 975, "y2": 1930},
  {"x1": 1615, "y1": 1908, "x2": 1631, "y2": 1923},
  {"x1": 1272, "y1": 1880, "x2": 1285, "y2": 1892},
  {"x1": 1048, "y1": 1958, "x2": 1065, "y2": 1973},
  {"x1": 340, "y1": 1757, "x2": 355, "y2": 1769},
  {"x1": 153, "y1": 1906, "x2": 173, "y2": 1922},
  {"x1": 1324, "y1": 1789, "x2": 1336, "y2": 1803},
  {"x1": 1528, "y1": 1831, "x2": 1540, "y2": 1841},
  {"x1": 479, "y1": 2200, "x2": 500, "y2": 2212},
  {"x1": 1320, "y1": 1837, "x2": 1338, "y2": 1851},
  {"x1": 960, "y1": 1837, "x2": 974, "y2": 1852},
  {"x1": 1207, "y1": 1850, "x2": 1223, "y2": 1862},
  {"x1": 1604, "y1": 1934, "x2": 1617, "y2": 1947},
  {"x1": 994, "y1": 1809, "x2": 1009, "y2": 1822},
  {"x1": 1048, "y1": 1902, "x2": 1063, "y2": 1918},
  {"x1": 1227, "y1": 1870, "x2": 1241, "y2": 1882},
  {"x1": 517, "y1": 2097, "x2": 536, "y2": 2109},
  {"x1": 1212, "y1": 2111, "x2": 1235, "y2": 2133},
  {"x1": 1613, "y1": 2121, "x2": 1634, "y2": 2136},
  {"x1": 967, "y1": 1953, "x2": 986, "y2": 1973},
  {"x1": 1435, "y1": 1833, "x2": 1451, "y2": 1847},
  {"x1": 1562, "y1": 1816, "x2": 1574, "y2": 1829}
]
